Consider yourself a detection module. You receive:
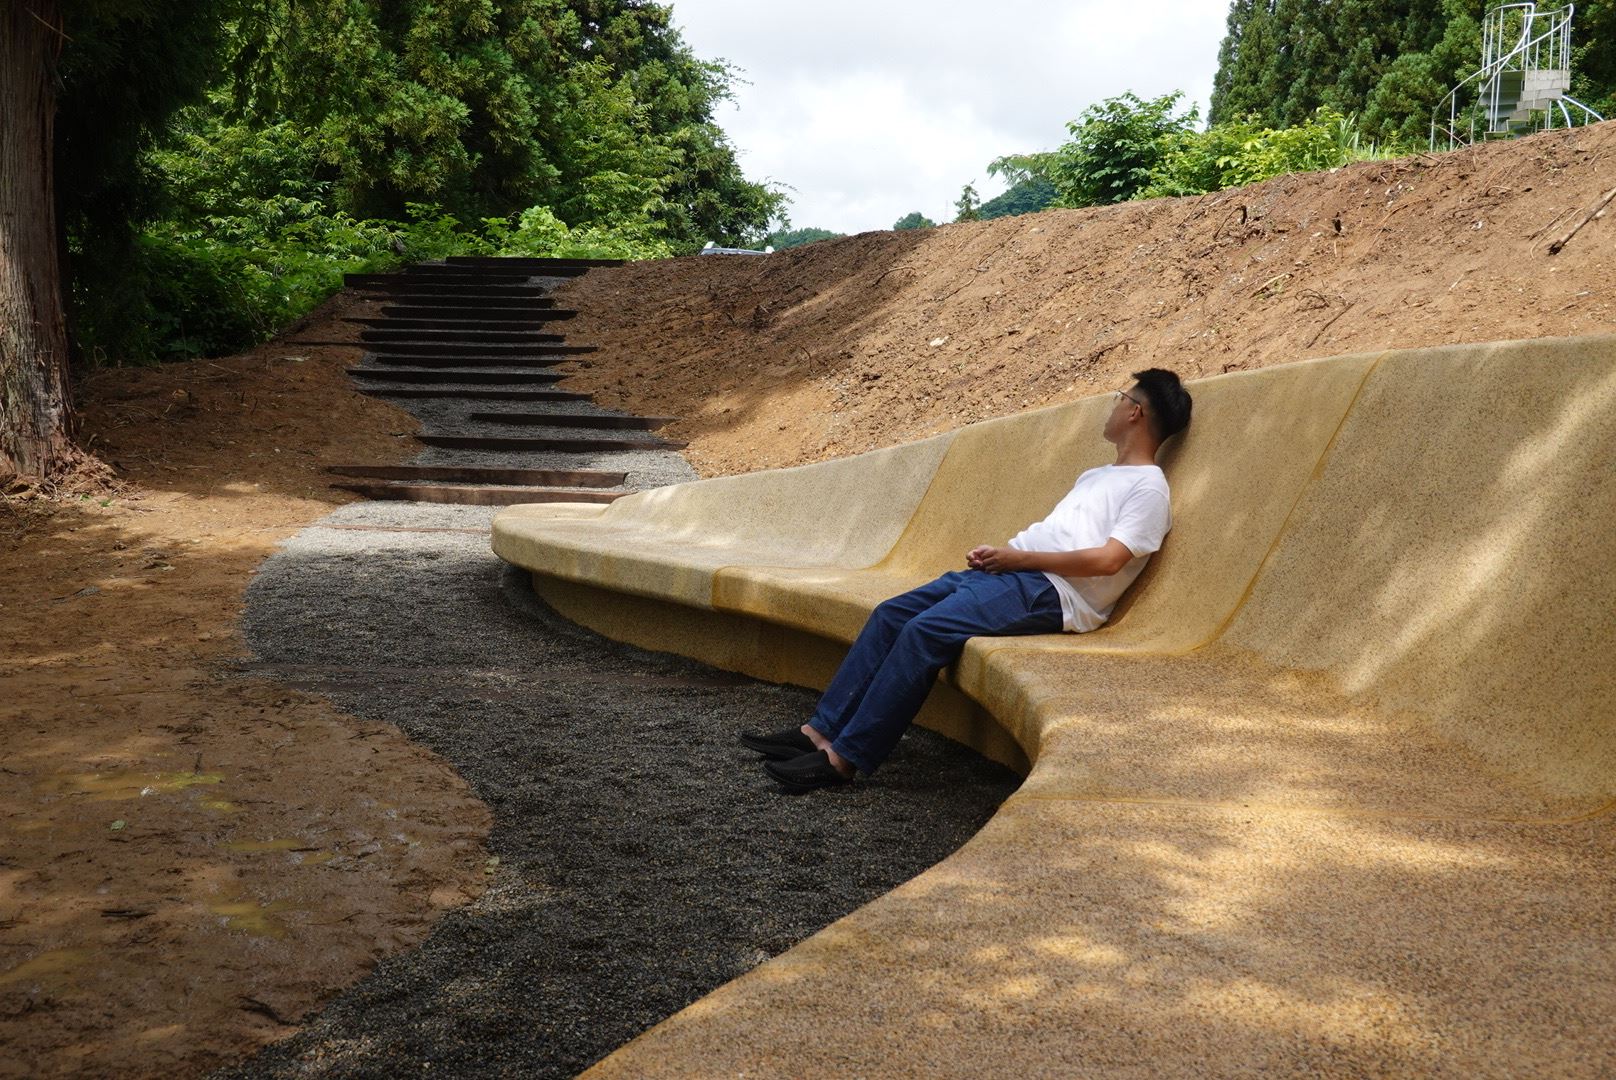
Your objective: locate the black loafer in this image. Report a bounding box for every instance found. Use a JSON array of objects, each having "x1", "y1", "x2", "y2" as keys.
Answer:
[
  {"x1": 764, "y1": 750, "x2": 852, "y2": 794},
  {"x1": 740, "y1": 725, "x2": 817, "y2": 760}
]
